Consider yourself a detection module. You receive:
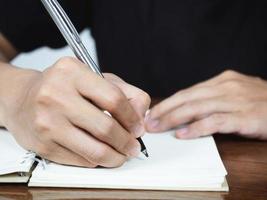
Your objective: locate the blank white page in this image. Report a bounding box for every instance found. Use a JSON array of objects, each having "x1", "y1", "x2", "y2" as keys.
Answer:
[
  {"x1": 29, "y1": 131, "x2": 227, "y2": 191},
  {"x1": 0, "y1": 129, "x2": 34, "y2": 175}
]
